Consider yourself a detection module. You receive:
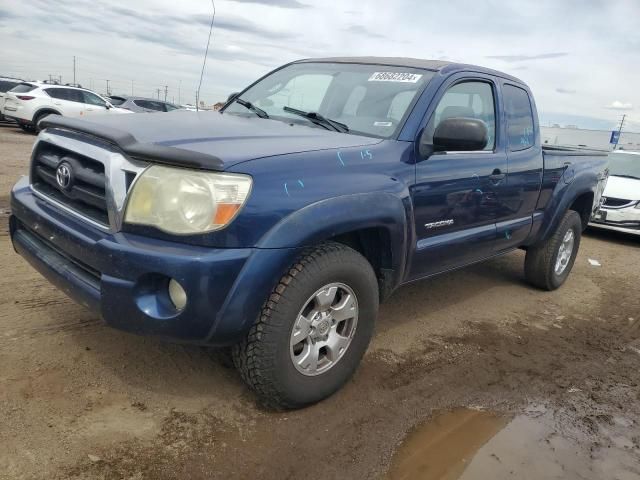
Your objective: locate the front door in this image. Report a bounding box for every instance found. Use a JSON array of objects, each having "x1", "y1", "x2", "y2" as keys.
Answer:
[{"x1": 410, "y1": 78, "x2": 508, "y2": 280}]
